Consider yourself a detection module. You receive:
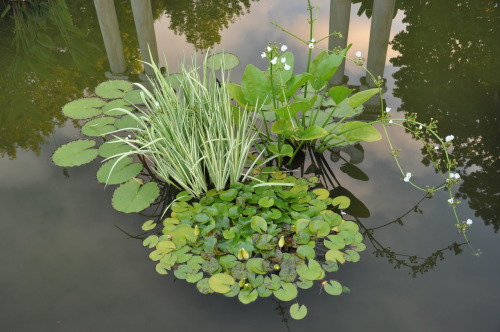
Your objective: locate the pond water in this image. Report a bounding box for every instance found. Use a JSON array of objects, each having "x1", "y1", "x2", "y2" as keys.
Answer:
[{"x1": 1, "y1": 1, "x2": 499, "y2": 331}]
